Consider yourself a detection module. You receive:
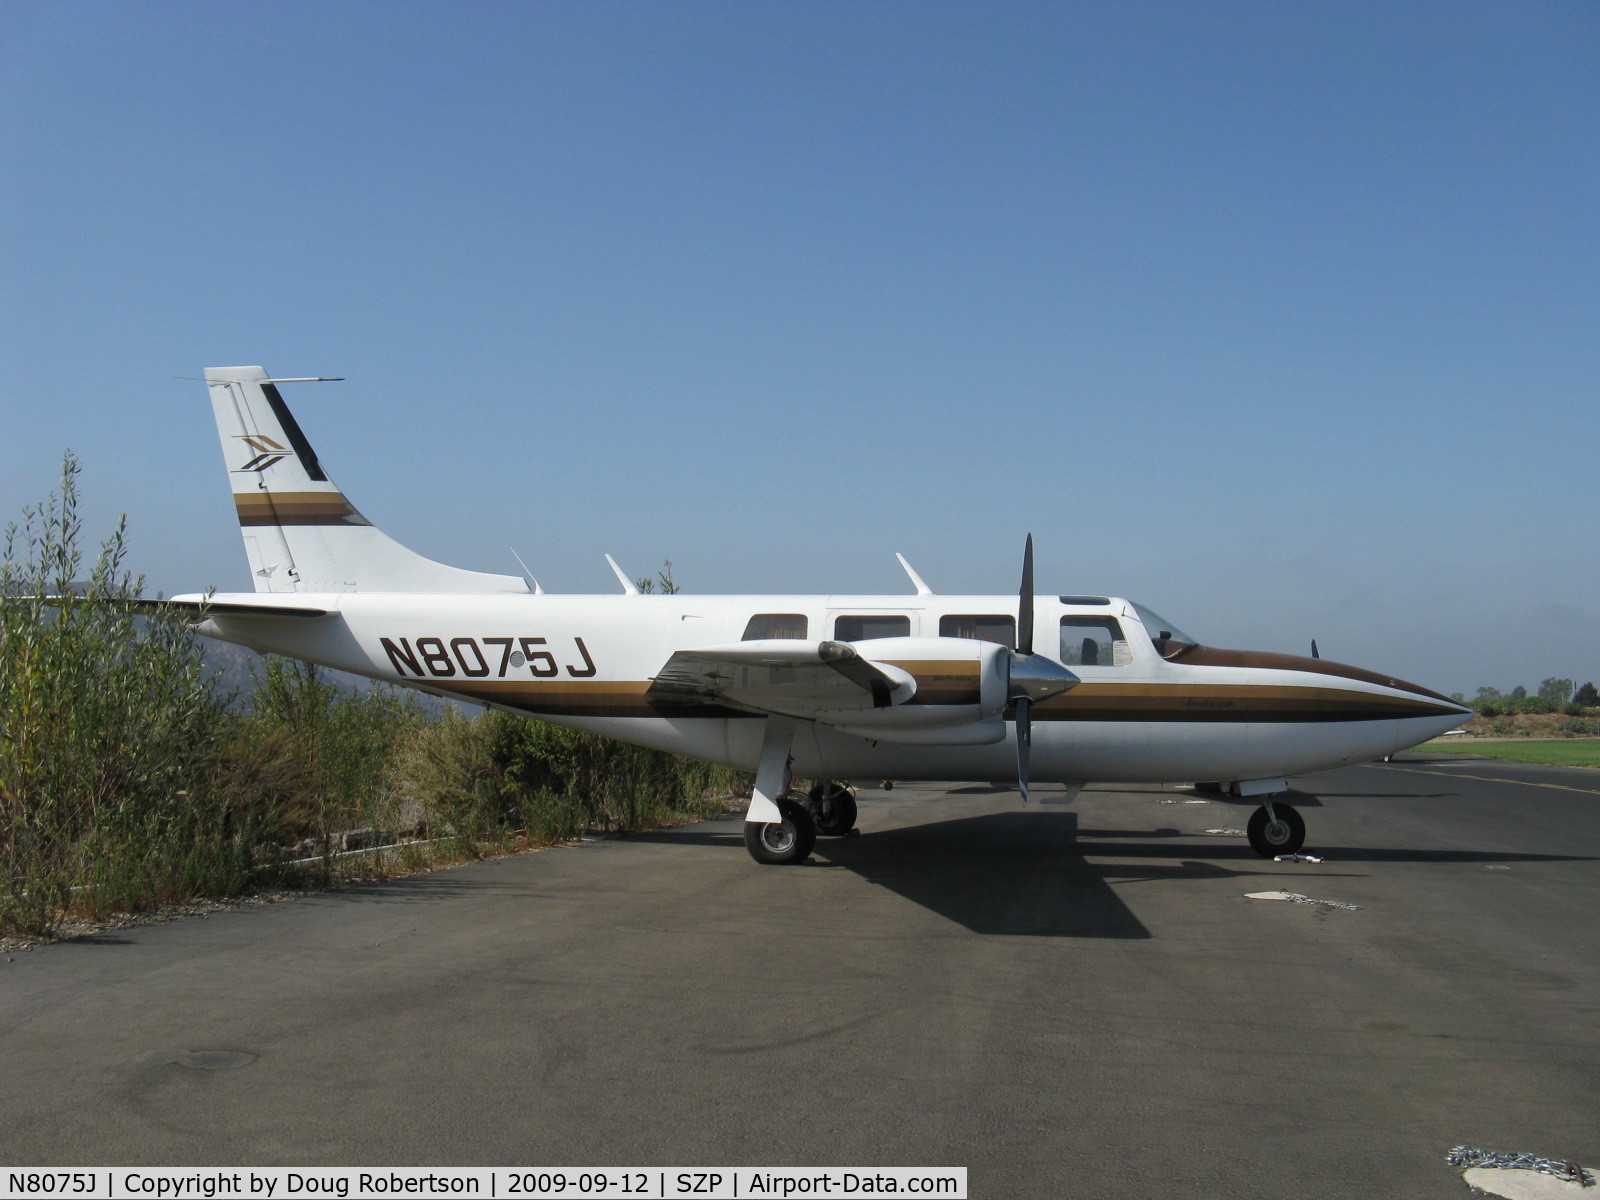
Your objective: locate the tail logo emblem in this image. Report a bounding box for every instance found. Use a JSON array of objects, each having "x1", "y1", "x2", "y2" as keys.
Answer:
[{"x1": 233, "y1": 435, "x2": 290, "y2": 473}]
